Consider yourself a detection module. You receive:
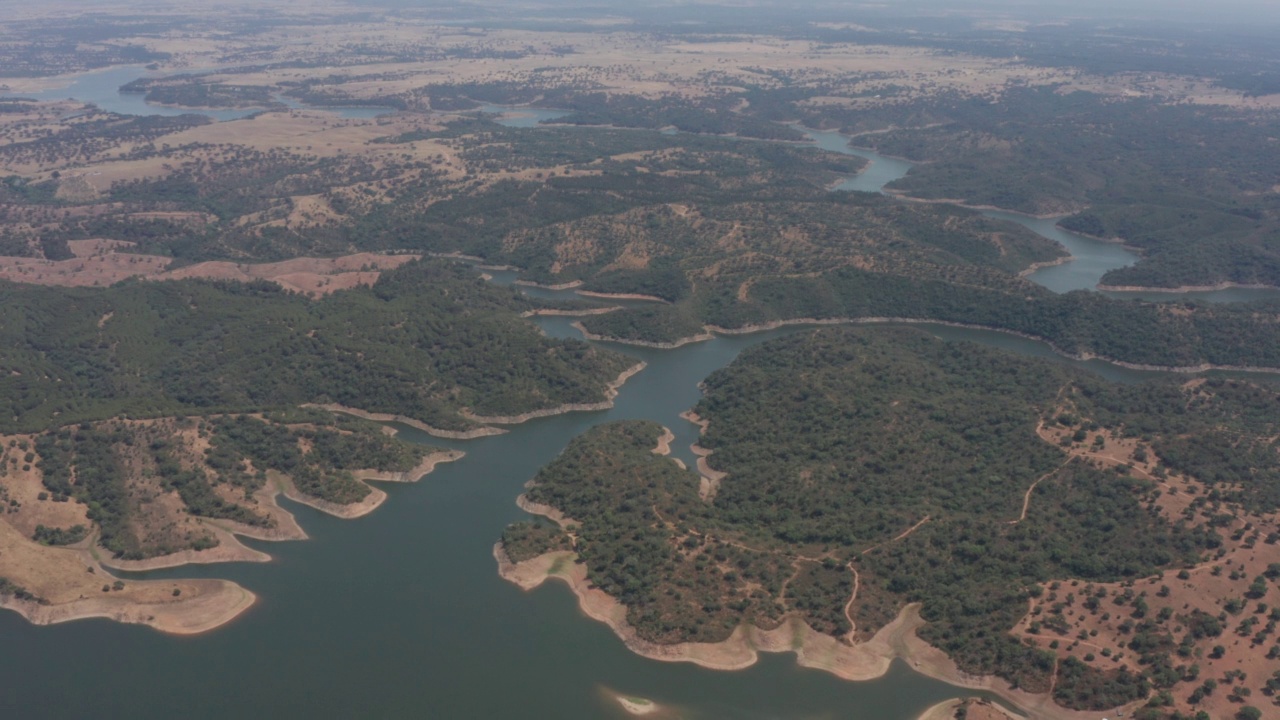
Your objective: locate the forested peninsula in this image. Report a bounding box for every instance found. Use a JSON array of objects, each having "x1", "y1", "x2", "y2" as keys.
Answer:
[
  {"x1": 0, "y1": 259, "x2": 635, "y2": 632},
  {"x1": 502, "y1": 327, "x2": 1280, "y2": 720}
]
